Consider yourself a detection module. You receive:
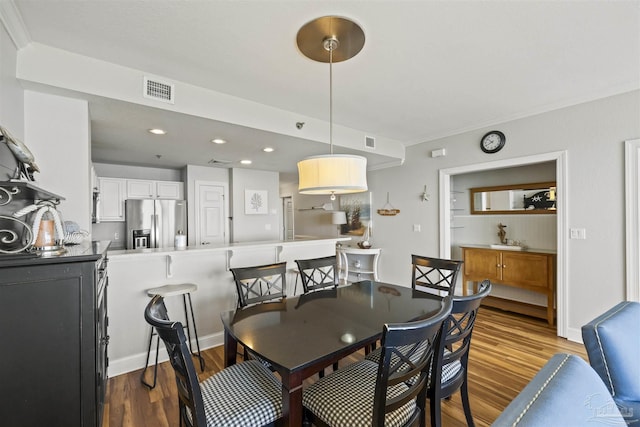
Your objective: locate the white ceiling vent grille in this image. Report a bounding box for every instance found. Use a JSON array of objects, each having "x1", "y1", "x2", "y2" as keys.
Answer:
[
  {"x1": 143, "y1": 77, "x2": 175, "y2": 104},
  {"x1": 365, "y1": 136, "x2": 376, "y2": 149}
]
